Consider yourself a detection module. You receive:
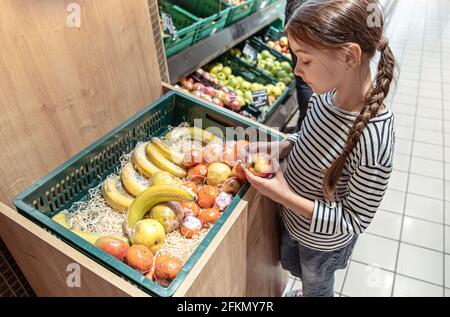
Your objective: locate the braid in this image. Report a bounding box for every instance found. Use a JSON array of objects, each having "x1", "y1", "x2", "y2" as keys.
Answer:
[{"x1": 323, "y1": 38, "x2": 395, "y2": 201}]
